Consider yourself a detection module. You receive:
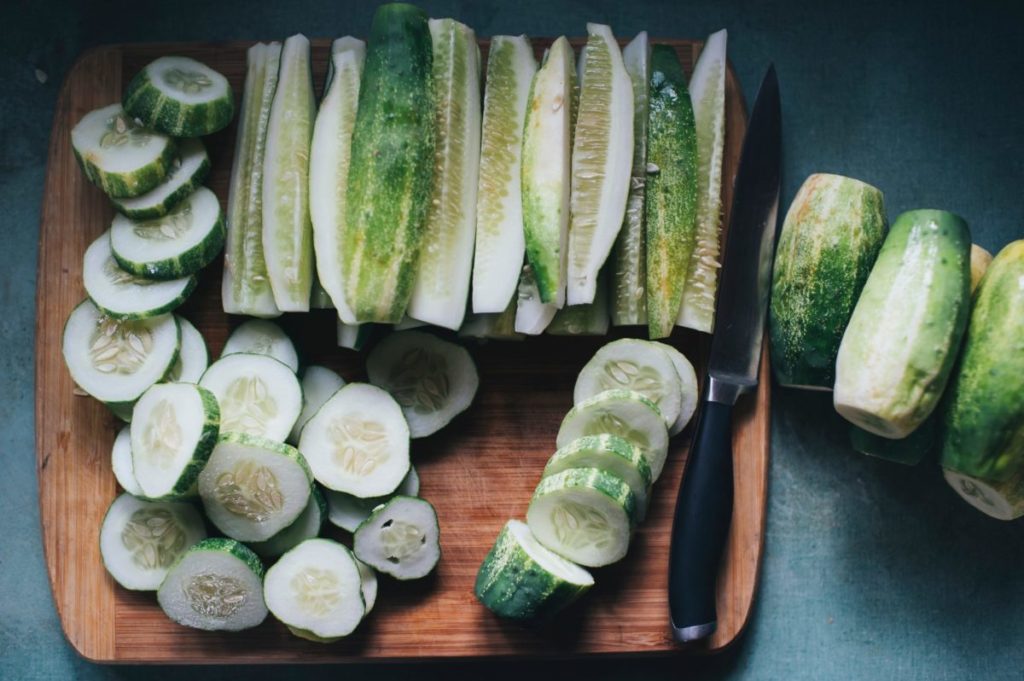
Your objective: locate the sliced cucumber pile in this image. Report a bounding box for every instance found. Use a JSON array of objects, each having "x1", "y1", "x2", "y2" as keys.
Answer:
[
  {"x1": 168, "y1": 315, "x2": 209, "y2": 383},
  {"x1": 110, "y1": 138, "x2": 211, "y2": 220},
  {"x1": 249, "y1": 487, "x2": 327, "y2": 558},
  {"x1": 110, "y1": 426, "x2": 143, "y2": 495},
  {"x1": 199, "y1": 353, "x2": 302, "y2": 441},
  {"x1": 289, "y1": 365, "x2": 346, "y2": 444},
  {"x1": 543, "y1": 435, "x2": 652, "y2": 520},
  {"x1": 222, "y1": 319, "x2": 300, "y2": 373},
  {"x1": 326, "y1": 466, "x2": 420, "y2": 533},
  {"x1": 123, "y1": 56, "x2": 234, "y2": 137},
  {"x1": 353, "y1": 496, "x2": 440, "y2": 580}
]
